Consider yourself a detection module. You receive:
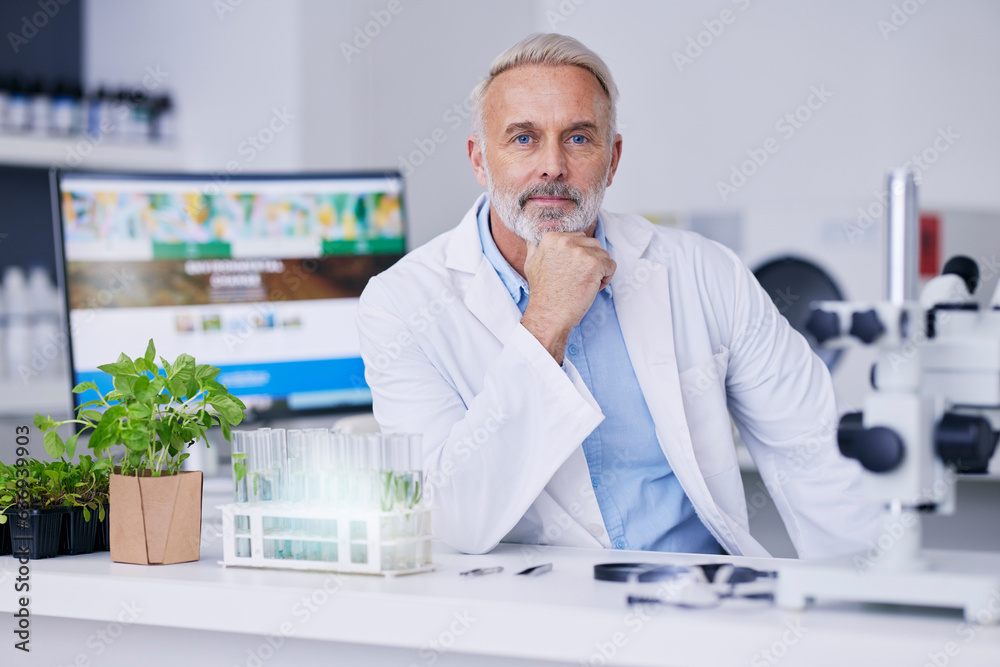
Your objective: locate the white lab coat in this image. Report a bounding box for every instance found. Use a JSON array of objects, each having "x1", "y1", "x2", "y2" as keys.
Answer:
[{"x1": 357, "y1": 195, "x2": 880, "y2": 559}]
